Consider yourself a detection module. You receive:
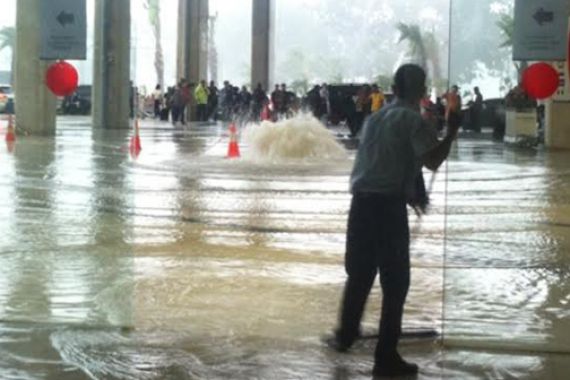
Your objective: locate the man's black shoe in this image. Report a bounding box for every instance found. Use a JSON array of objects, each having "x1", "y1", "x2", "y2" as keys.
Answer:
[{"x1": 372, "y1": 355, "x2": 418, "y2": 378}]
